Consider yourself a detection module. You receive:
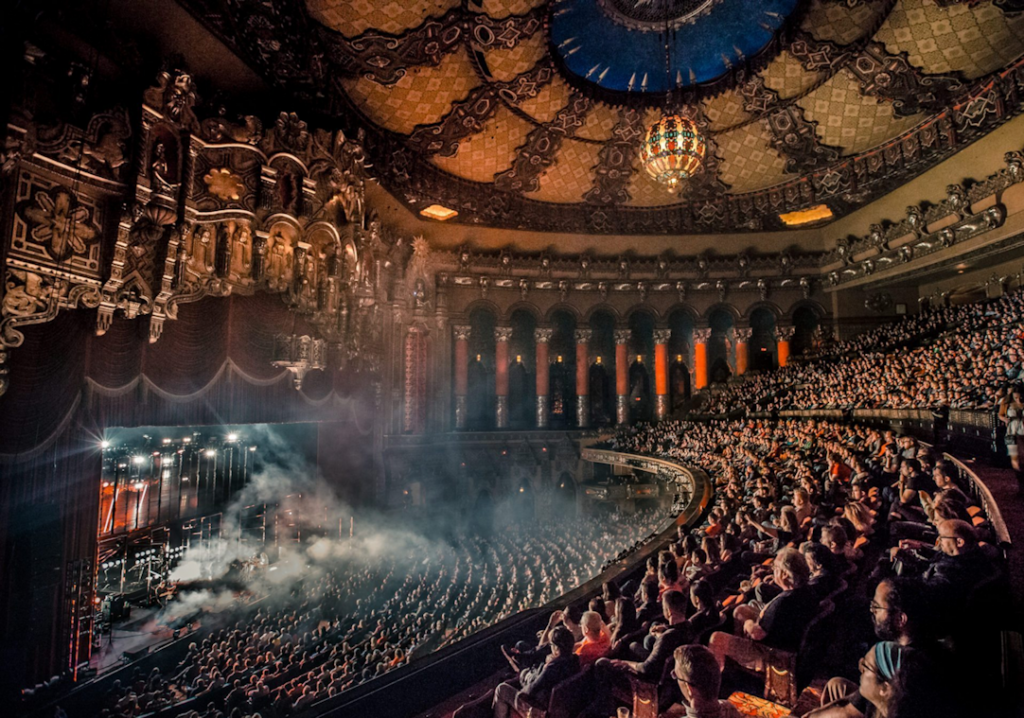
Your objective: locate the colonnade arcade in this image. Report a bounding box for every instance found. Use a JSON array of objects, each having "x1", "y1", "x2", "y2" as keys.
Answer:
[{"x1": 395, "y1": 285, "x2": 825, "y2": 435}]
